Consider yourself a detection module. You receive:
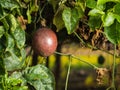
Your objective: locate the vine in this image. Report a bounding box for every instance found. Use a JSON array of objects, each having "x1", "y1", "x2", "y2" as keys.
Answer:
[
  {"x1": 65, "y1": 55, "x2": 72, "y2": 90},
  {"x1": 0, "y1": 0, "x2": 120, "y2": 90}
]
